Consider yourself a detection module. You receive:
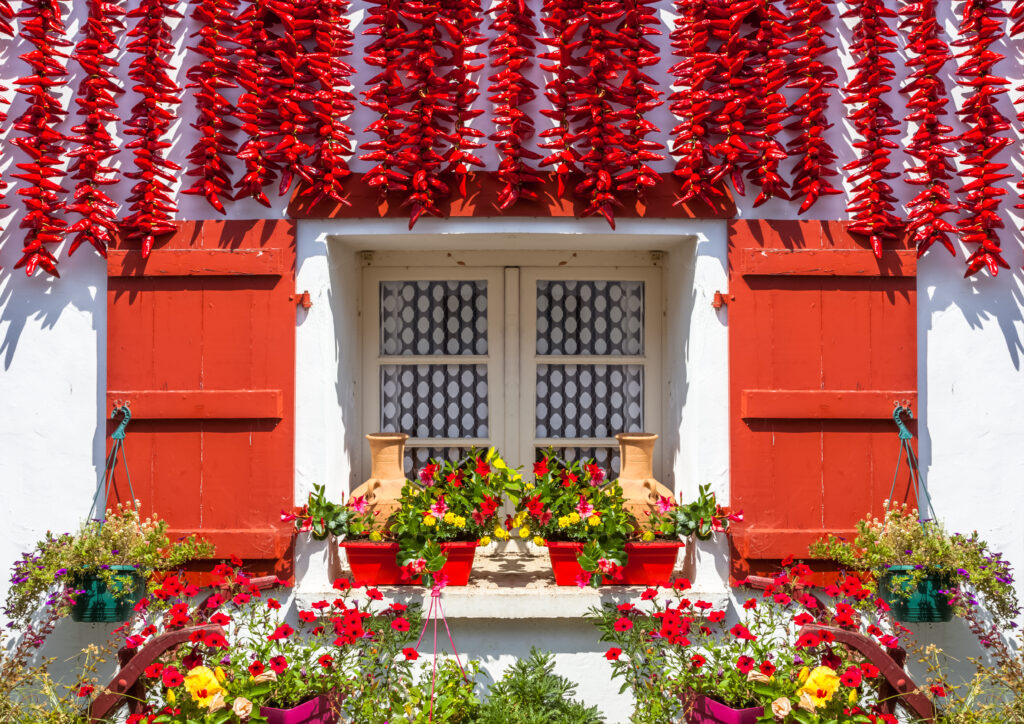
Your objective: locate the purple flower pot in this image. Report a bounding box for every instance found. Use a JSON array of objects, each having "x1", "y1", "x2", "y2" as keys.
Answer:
[
  {"x1": 260, "y1": 694, "x2": 337, "y2": 724},
  {"x1": 684, "y1": 694, "x2": 764, "y2": 724}
]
